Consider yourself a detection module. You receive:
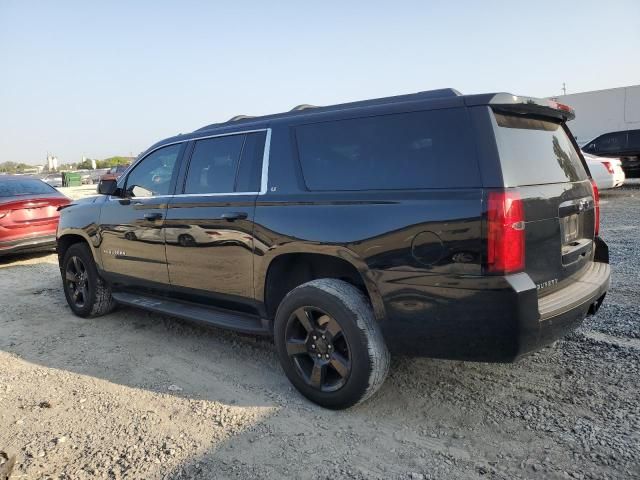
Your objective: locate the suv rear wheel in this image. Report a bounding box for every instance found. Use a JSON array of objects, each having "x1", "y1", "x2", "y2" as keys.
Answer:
[
  {"x1": 62, "y1": 243, "x2": 116, "y2": 318},
  {"x1": 274, "y1": 279, "x2": 389, "y2": 409}
]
